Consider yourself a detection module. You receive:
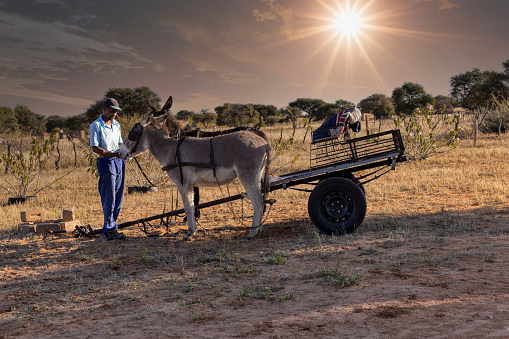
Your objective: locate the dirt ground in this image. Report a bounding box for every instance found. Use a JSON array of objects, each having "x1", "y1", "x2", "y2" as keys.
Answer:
[{"x1": 2, "y1": 193, "x2": 509, "y2": 339}]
